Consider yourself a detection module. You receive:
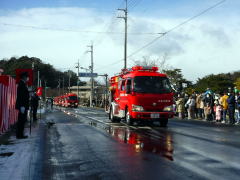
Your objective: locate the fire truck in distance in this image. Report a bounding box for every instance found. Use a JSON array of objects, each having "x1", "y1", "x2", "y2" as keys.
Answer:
[
  {"x1": 108, "y1": 66, "x2": 174, "y2": 127},
  {"x1": 54, "y1": 93, "x2": 79, "y2": 108}
]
